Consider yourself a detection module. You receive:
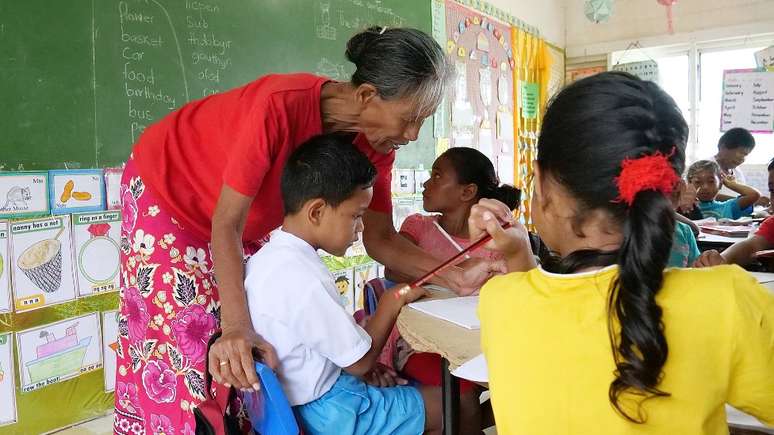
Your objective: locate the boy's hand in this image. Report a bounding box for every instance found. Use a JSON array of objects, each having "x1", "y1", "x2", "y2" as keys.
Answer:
[
  {"x1": 693, "y1": 250, "x2": 726, "y2": 268},
  {"x1": 363, "y1": 363, "x2": 408, "y2": 387},
  {"x1": 392, "y1": 283, "x2": 428, "y2": 305},
  {"x1": 721, "y1": 172, "x2": 738, "y2": 188}
]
